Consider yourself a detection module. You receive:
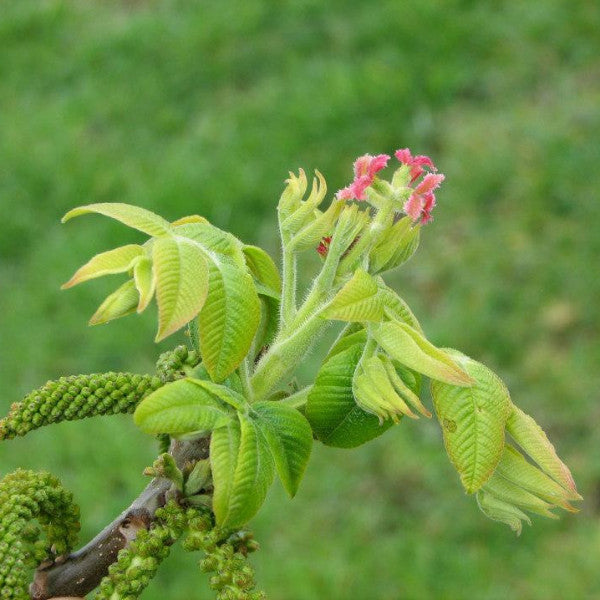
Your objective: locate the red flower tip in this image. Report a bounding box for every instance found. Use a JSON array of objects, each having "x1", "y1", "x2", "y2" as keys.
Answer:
[{"x1": 337, "y1": 154, "x2": 390, "y2": 201}]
